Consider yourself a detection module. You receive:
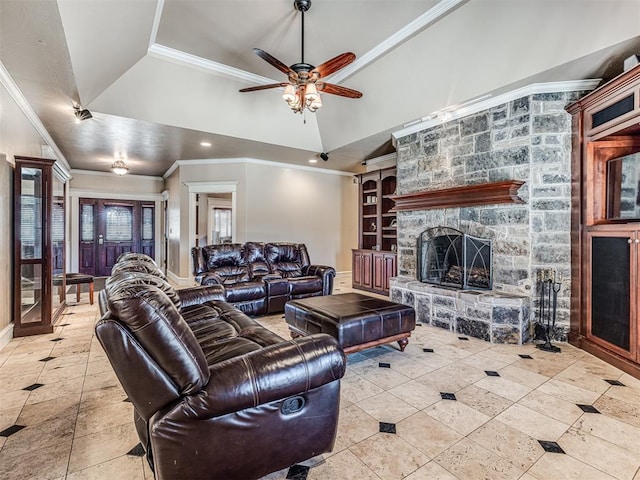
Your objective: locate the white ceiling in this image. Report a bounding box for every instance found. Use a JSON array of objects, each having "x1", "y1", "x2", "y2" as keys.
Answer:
[{"x1": 1, "y1": 0, "x2": 640, "y2": 176}]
